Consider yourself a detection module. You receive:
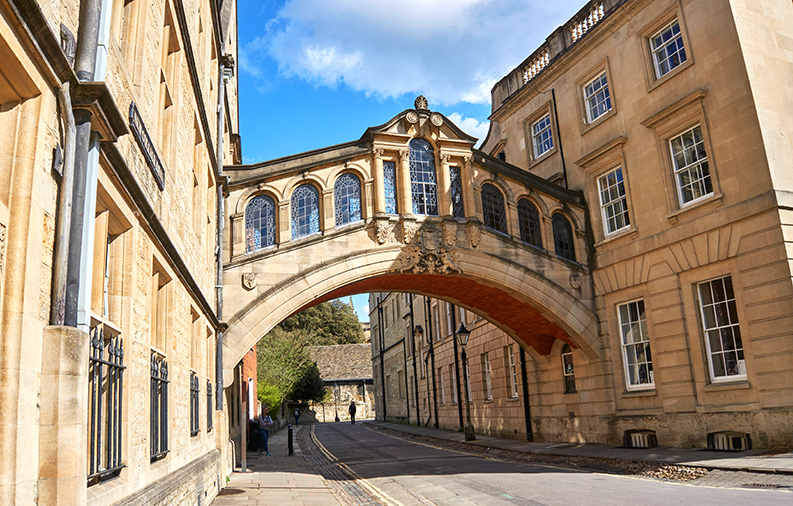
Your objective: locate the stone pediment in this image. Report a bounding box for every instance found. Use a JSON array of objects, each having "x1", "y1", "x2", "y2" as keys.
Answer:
[{"x1": 363, "y1": 107, "x2": 478, "y2": 147}]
